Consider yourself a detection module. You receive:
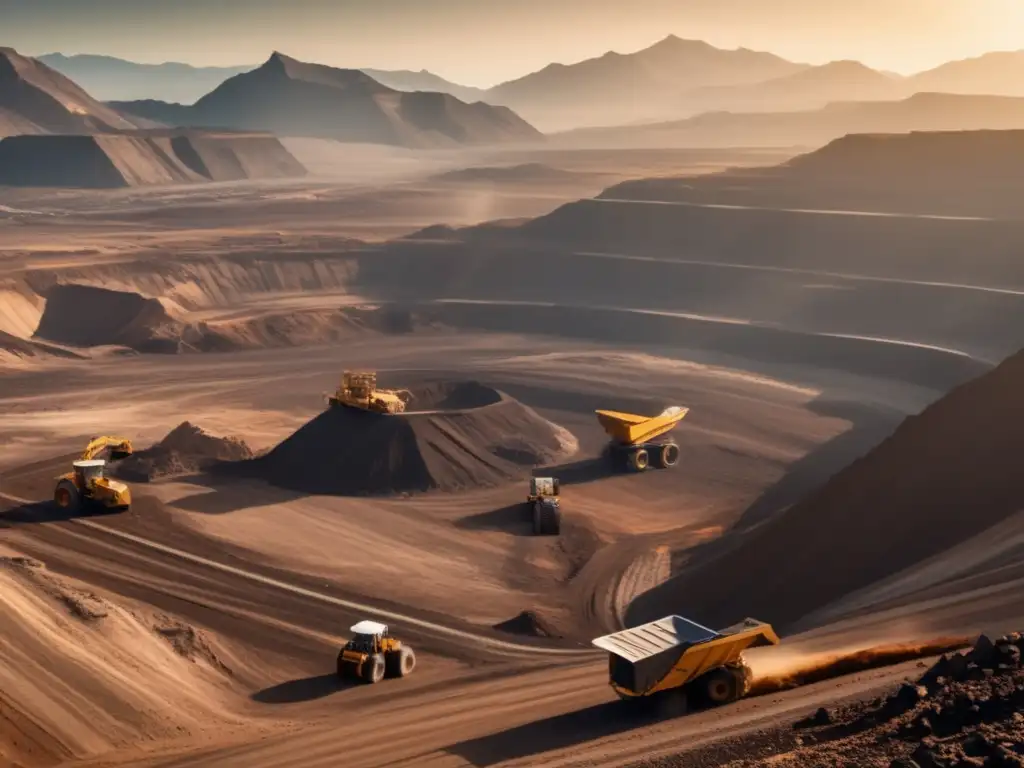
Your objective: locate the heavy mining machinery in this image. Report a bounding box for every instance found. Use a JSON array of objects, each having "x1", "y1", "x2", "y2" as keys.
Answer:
[
  {"x1": 595, "y1": 406, "x2": 689, "y2": 473},
  {"x1": 593, "y1": 615, "x2": 779, "y2": 707},
  {"x1": 327, "y1": 371, "x2": 413, "y2": 414},
  {"x1": 53, "y1": 436, "x2": 133, "y2": 513},
  {"x1": 527, "y1": 476, "x2": 561, "y2": 535},
  {"x1": 337, "y1": 620, "x2": 416, "y2": 684}
]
